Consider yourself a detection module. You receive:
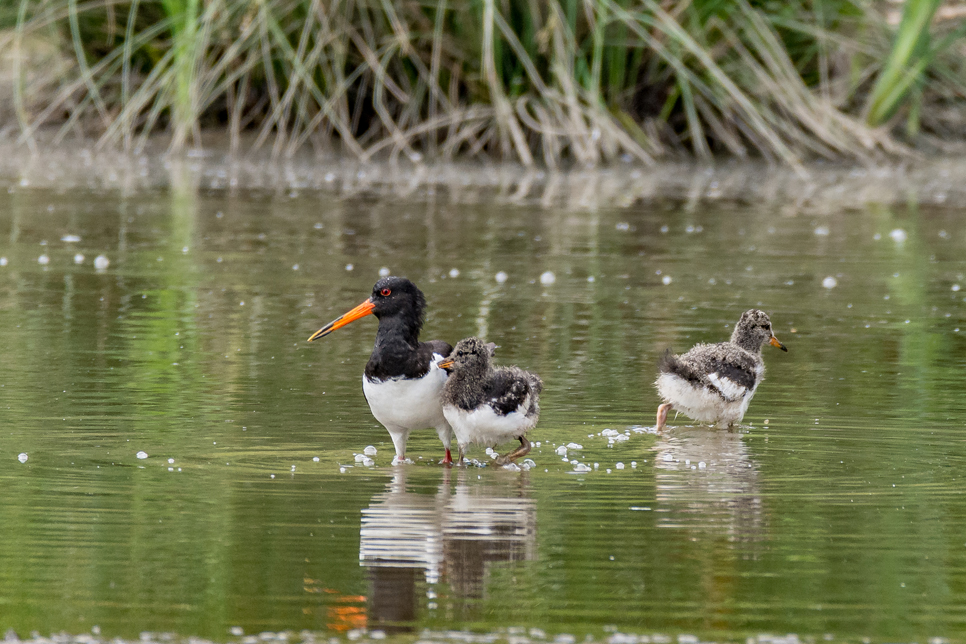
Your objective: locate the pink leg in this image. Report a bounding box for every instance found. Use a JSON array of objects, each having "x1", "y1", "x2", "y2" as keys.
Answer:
[{"x1": 656, "y1": 403, "x2": 672, "y2": 430}]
